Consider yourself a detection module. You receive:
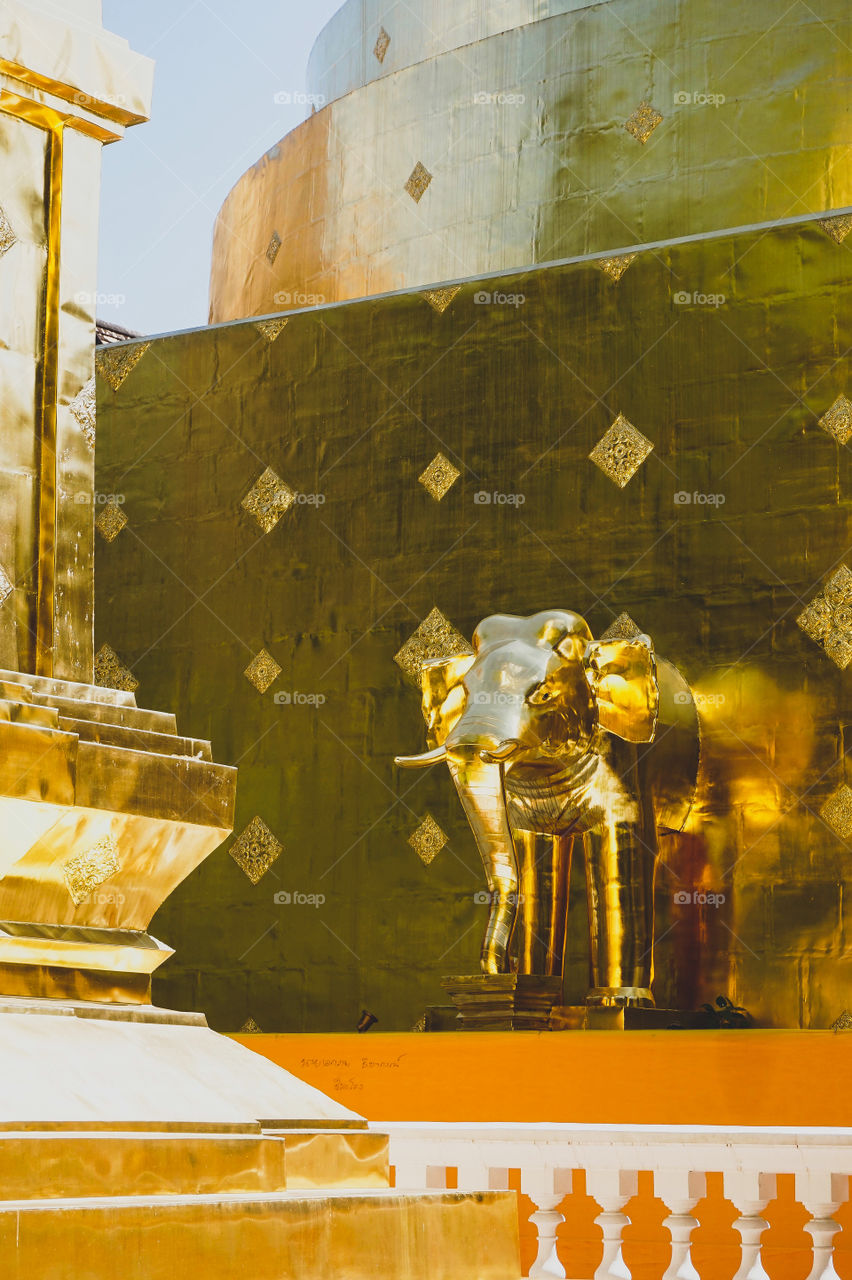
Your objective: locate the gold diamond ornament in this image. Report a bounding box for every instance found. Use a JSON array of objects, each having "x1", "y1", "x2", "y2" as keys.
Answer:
[
  {"x1": 797, "y1": 565, "x2": 852, "y2": 669},
  {"x1": 625, "y1": 101, "x2": 663, "y2": 144},
  {"x1": 254, "y1": 318, "x2": 289, "y2": 344},
  {"x1": 422, "y1": 286, "x2": 461, "y2": 314},
  {"x1": 96, "y1": 342, "x2": 151, "y2": 392},
  {"x1": 419, "y1": 453, "x2": 460, "y2": 501},
  {"x1": 230, "y1": 815, "x2": 283, "y2": 884},
  {"x1": 94, "y1": 643, "x2": 138, "y2": 693},
  {"x1": 600, "y1": 612, "x2": 643, "y2": 641},
  {"x1": 0, "y1": 204, "x2": 16, "y2": 258},
  {"x1": 64, "y1": 835, "x2": 121, "y2": 906},
  {"x1": 589, "y1": 414, "x2": 654, "y2": 487},
  {"x1": 241, "y1": 467, "x2": 296, "y2": 533},
  {"x1": 70, "y1": 377, "x2": 97, "y2": 451},
  {"x1": 821, "y1": 783, "x2": 852, "y2": 839},
  {"x1": 598, "y1": 253, "x2": 637, "y2": 282},
  {"x1": 0, "y1": 564, "x2": 13, "y2": 606},
  {"x1": 831, "y1": 1009, "x2": 852, "y2": 1032},
  {"x1": 405, "y1": 162, "x2": 433, "y2": 203},
  {"x1": 244, "y1": 648, "x2": 281, "y2": 693},
  {"x1": 818, "y1": 214, "x2": 852, "y2": 245},
  {"x1": 394, "y1": 607, "x2": 472, "y2": 686},
  {"x1": 95, "y1": 498, "x2": 128, "y2": 543},
  {"x1": 266, "y1": 231, "x2": 282, "y2": 264},
  {"x1": 818, "y1": 395, "x2": 852, "y2": 445},
  {"x1": 408, "y1": 814, "x2": 448, "y2": 865},
  {"x1": 240, "y1": 1017, "x2": 263, "y2": 1034},
  {"x1": 374, "y1": 27, "x2": 391, "y2": 63}
]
